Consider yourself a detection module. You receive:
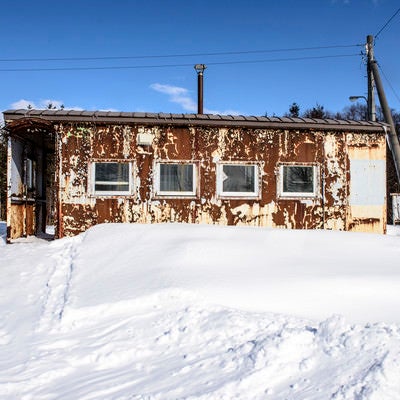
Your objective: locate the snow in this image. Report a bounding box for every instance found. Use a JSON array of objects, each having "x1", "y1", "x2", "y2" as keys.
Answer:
[{"x1": 1, "y1": 221, "x2": 400, "y2": 399}]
